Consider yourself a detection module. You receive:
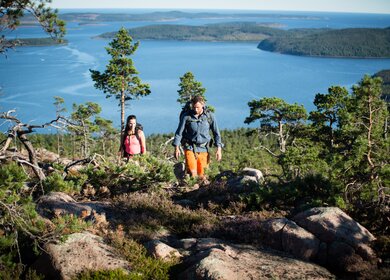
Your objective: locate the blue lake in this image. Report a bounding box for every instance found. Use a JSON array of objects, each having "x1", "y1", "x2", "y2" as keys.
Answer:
[{"x1": 1, "y1": 10, "x2": 390, "y2": 134}]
